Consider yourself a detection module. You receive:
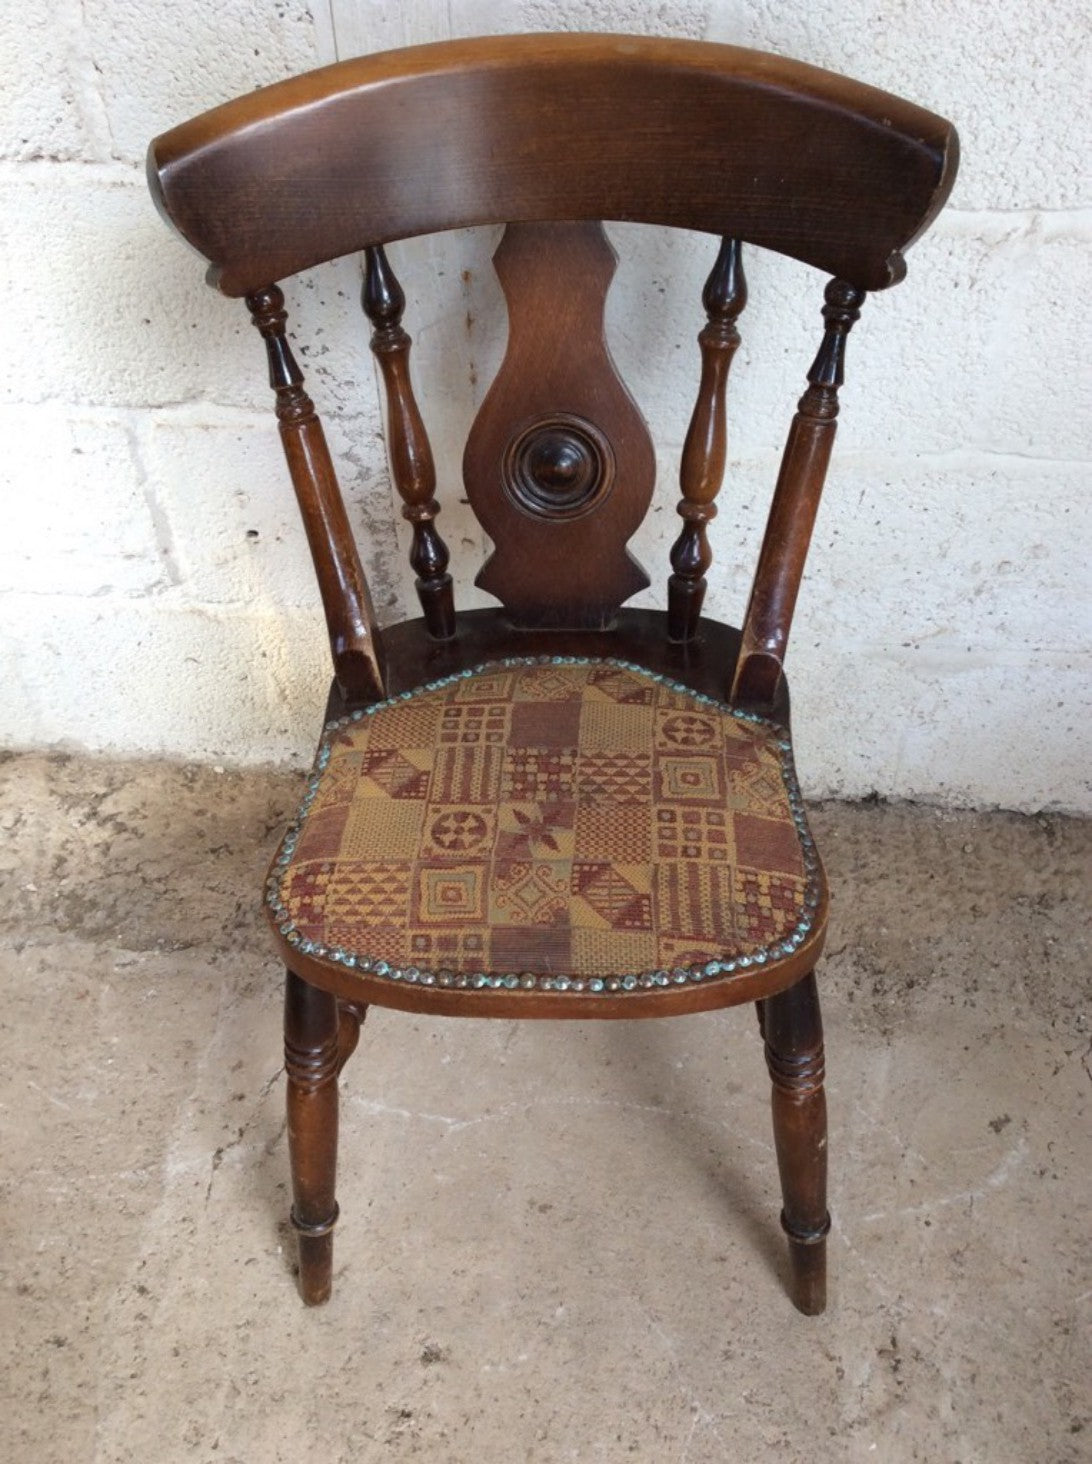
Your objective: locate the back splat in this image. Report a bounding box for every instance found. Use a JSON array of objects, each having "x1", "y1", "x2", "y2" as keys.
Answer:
[{"x1": 462, "y1": 222, "x2": 656, "y2": 629}]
